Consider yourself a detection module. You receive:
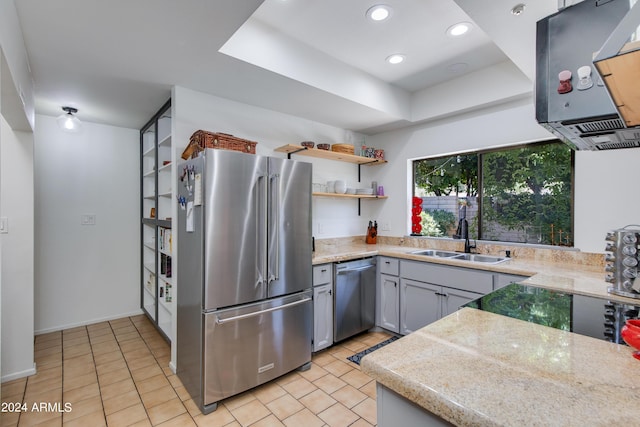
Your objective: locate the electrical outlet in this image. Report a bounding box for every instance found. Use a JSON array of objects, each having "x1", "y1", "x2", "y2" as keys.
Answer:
[
  {"x1": 381, "y1": 222, "x2": 390, "y2": 231},
  {"x1": 0, "y1": 217, "x2": 7, "y2": 234},
  {"x1": 318, "y1": 222, "x2": 325, "y2": 234}
]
